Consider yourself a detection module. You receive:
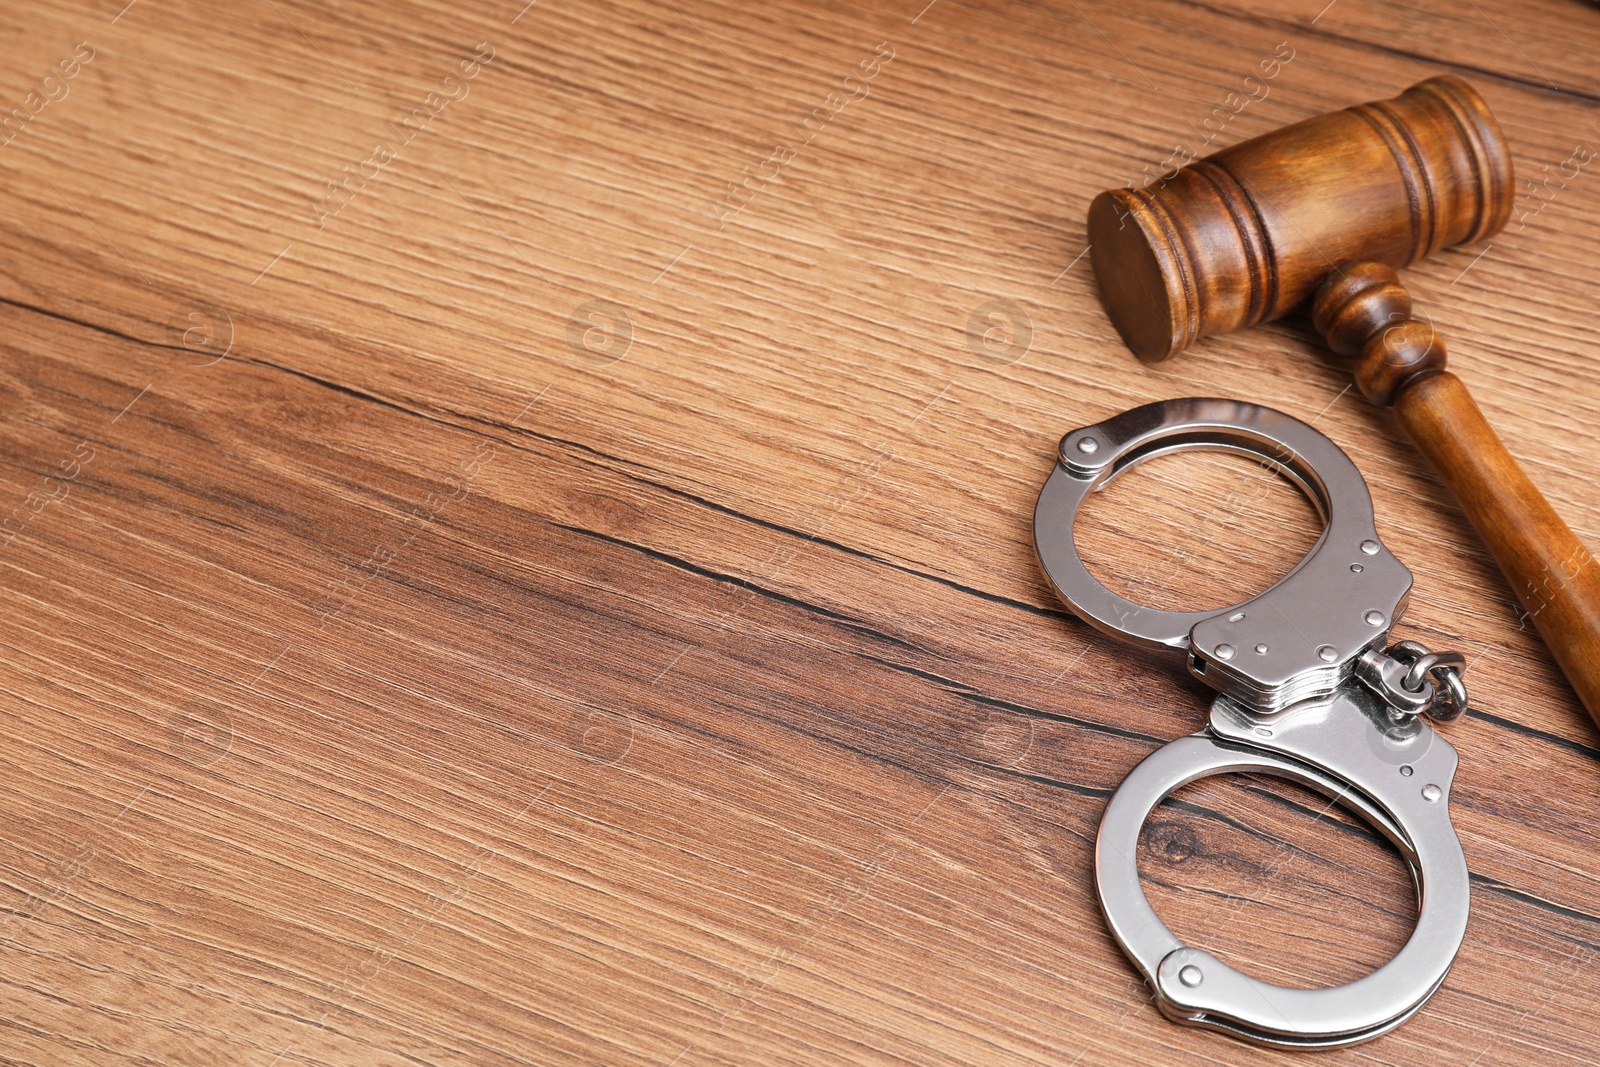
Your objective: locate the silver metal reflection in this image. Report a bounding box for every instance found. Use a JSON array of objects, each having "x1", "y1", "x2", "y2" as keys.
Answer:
[{"x1": 1033, "y1": 398, "x2": 1470, "y2": 1049}]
